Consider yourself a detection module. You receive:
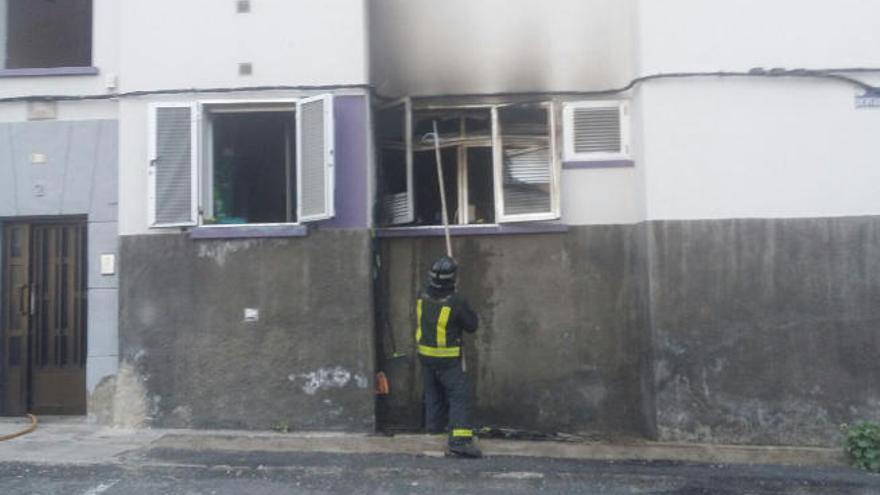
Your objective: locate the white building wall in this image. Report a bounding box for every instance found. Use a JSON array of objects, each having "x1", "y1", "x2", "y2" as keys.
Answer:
[
  {"x1": 118, "y1": 0, "x2": 368, "y2": 92},
  {"x1": 636, "y1": 0, "x2": 880, "y2": 221}
]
